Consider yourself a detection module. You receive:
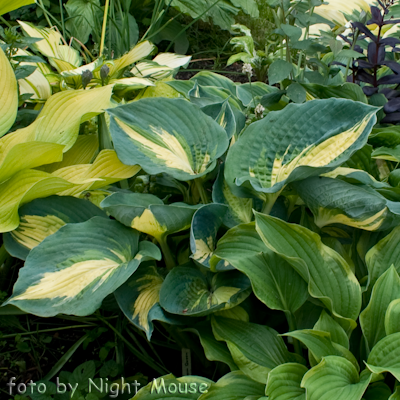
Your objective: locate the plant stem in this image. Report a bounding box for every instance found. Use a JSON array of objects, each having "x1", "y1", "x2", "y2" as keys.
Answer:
[
  {"x1": 261, "y1": 191, "x2": 281, "y2": 215},
  {"x1": 37, "y1": 0, "x2": 53, "y2": 28},
  {"x1": 100, "y1": 0, "x2": 110, "y2": 57},
  {"x1": 98, "y1": 113, "x2": 113, "y2": 150},
  {"x1": 286, "y1": 311, "x2": 302, "y2": 356},
  {"x1": 59, "y1": 0, "x2": 65, "y2": 38},
  {"x1": 158, "y1": 236, "x2": 175, "y2": 271},
  {"x1": 195, "y1": 178, "x2": 209, "y2": 204},
  {"x1": 0, "y1": 15, "x2": 12, "y2": 28}
]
